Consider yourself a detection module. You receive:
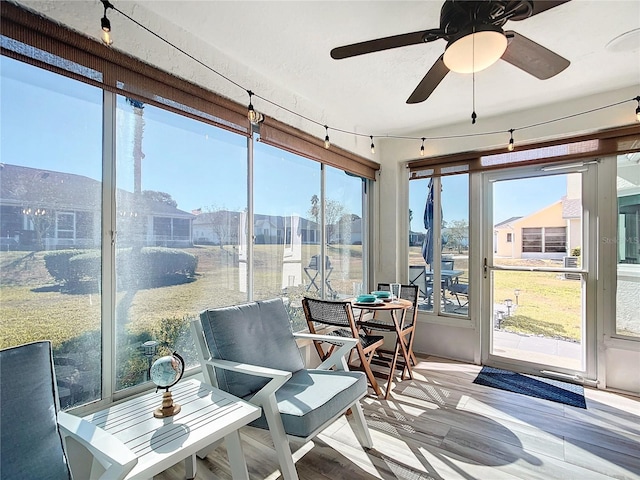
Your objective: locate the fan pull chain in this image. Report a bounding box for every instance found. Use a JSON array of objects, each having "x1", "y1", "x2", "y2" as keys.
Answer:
[{"x1": 471, "y1": 26, "x2": 477, "y2": 125}]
